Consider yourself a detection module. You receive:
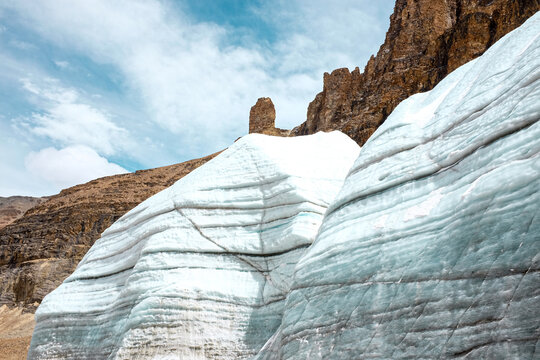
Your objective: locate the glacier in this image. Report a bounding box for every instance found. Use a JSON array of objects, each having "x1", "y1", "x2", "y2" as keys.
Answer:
[
  {"x1": 27, "y1": 132, "x2": 360, "y2": 359},
  {"x1": 29, "y1": 12, "x2": 540, "y2": 360},
  {"x1": 255, "y1": 12, "x2": 540, "y2": 359}
]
